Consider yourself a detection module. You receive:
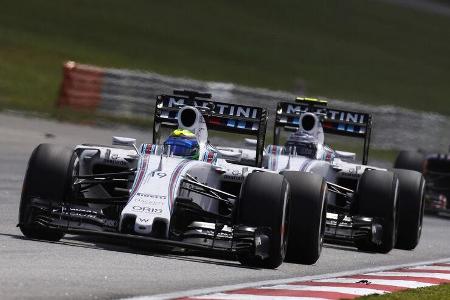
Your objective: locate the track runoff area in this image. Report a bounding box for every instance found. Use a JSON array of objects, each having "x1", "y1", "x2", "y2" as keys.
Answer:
[{"x1": 129, "y1": 258, "x2": 450, "y2": 300}]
